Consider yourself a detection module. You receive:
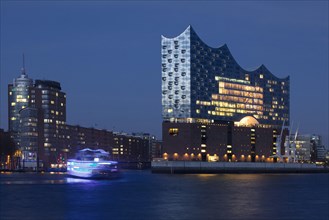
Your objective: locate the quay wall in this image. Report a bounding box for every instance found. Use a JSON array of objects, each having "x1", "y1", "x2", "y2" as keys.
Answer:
[{"x1": 151, "y1": 161, "x2": 329, "y2": 174}]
